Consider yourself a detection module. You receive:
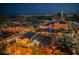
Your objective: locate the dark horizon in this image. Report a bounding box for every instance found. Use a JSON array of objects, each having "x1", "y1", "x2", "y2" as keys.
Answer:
[{"x1": 0, "y1": 3, "x2": 79, "y2": 16}]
